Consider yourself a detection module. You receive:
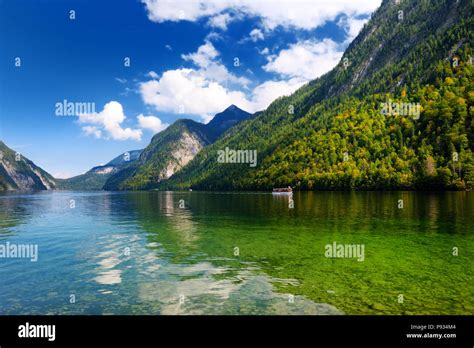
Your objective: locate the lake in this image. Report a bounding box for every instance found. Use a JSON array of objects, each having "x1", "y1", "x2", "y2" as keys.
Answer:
[{"x1": 0, "y1": 191, "x2": 472, "y2": 315}]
